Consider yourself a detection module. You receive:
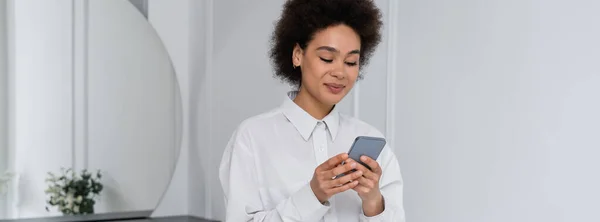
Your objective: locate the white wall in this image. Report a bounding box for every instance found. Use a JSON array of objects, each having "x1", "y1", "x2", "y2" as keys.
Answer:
[
  {"x1": 147, "y1": 0, "x2": 190, "y2": 217},
  {"x1": 5, "y1": 0, "x2": 180, "y2": 219},
  {"x1": 11, "y1": 0, "x2": 75, "y2": 217},
  {"x1": 0, "y1": 0, "x2": 8, "y2": 165},
  {"x1": 147, "y1": 0, "x2": 220, "y2": 217},
  {"x1": 86, "y1": 0, "x2": 179, "y2": 214},
  {"x1": 0, "y1": 0, "x2": 9, "y2": 216},
  {"x1": 394, "y1": 0, "x2": 600, "y2": 221}
]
